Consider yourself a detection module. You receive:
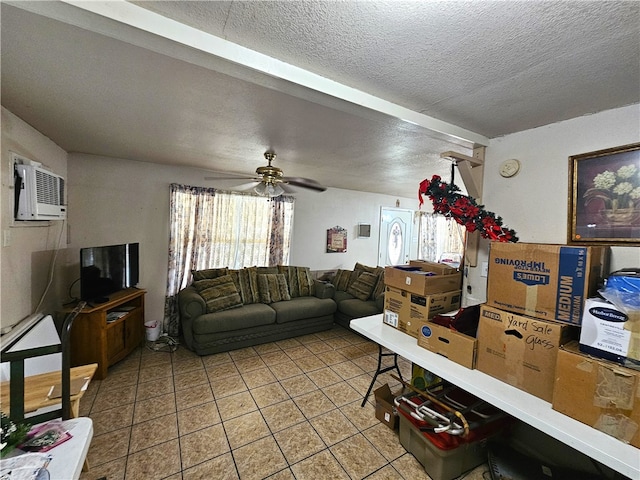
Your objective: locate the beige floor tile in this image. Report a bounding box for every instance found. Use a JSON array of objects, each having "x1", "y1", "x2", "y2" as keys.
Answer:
[
  {"x1": 234, "y1": 355, "x2": 268, "y2": 372},
  {"x1": 325, "y1": 337, "x2": 352, "y2": 350},
  {"x1": 261, "y1": 399, "x2": 306, "y2": 432},
  {"x1": 290, "y1": 450, "x2": 350, "y2": 480},
  {"x1": 99, "y1": 368, "x2": 139, "y2": 390},
  {"x1": 293, "y1": 354, "x2": 326, "y2": 372},
  {"x1": 241, "y1": 366, "x2": 277, "y2": 389},
  {"x1": 363, "y1": 464, "x2": 403, "y2": 479},
  {"x1": 206, "y1": 362, "x2": 240, "y2": 379},
  {"x1": 202, "y1": 351, "x2": 233, "y2": 368},
  {"x1": 125, "y1": 438, "x2": 182, "y2": 480},
  {"x1": 253, "y1": 342, "x2": 282, "y2": 354},
  {"x1": 224, "y1": 410, "x2": 271, "y2": 449},
  {"x1": 331, "y1": 360, "x2": 365, "y2": 380},
  {"x1": 274, "y1": 422, "x2": 326, "y2": 464},
  {"x1": 251, "y1": 382, "x2": 289, "y2": 408},
  {"x1": 269, "y1": 360, "x2": 303, "y2": 380},
  {"x1": 182, "y1": 452, "x2": 239, "y2": 480},
  {"x1": 391, "y1": 453, "x2": 432, "y2": 479},
  {"x1": 177, "y1": 400, "x2": 221, "y2": 435},
  {"x1": 337, "y1": 345, "x2": 368, "y2": 360},
  {"x1": 275, "y1": 338, "x2": 303, "y2": 350},
  {"x1": 305, "y1": 341, "x2": 333, "y2": 355},
  {"x1": 284, "y1": 345, "x2": 312, "y2": 360},
  {"x1": 362, "y1": 423, "x2": 406, "y2": 462},
  {"x1": 138, "y1": 362, "x2": 174, "y2": 382},
  {"x1": 133, "y1": 391, "x2": 176, "y2": 424},
  {"x1": 91, "y1": 403, "x2": 135, "y2": 436},
  {"x1": 136, "y1": 376, "x2": 175, "y2": 401},
  {"x1": 260, "y1": 350, "x2": 292, "y2": 365},
  {"x1": 340, "y1": 400, "x2": 379, "y2": 431},
  {"x1": 210, "y1": 373, "x2": 247, "y2": 398},
  {"x1": 350, "y1": 373, "x2": 375, "y2": 396},
  {"x1": 315, "y1": 350, "x2": 348, "y2": 366},
  {"x1": 330, "y1": 433, "x2": 387, "y2": 479},
  {"x1": 92, "y1": 384, "x2": 137, "y2": 413},
  {"x1": 233, "y1": 436, "x2": 288, "y2": 480},
  {"x1": 351, "y1": 354, "x2": 379, "y2": 372},
  {"x1": 173, "y1": 368, "x2": 209, "y2": 391},
  {"x1": 129, "y1": 413, "x2": 178, "y2": 453},
  {"x1": 87, "y1": 427, "x2": 131, "y2": 467},
  {"x1": 216, "y1": 390, "x2": 257, "y2": 420},
  {"x1": 172, "y1": 356, "x2": 204, "y2": 374},
  {"x1": 323, "y1": 382, "x2": 363, "y2": 407},
  {"x1": 309, "y1": 410, "x2": 358, "y2": 446},
  {"x1": 295, "y1": 333, "x2": 322, "y2": 345},
  {"x1": 140, "y1": 351, "x2": 173, "y2": 370},
  {"x1": 307, "y1": 367, "x2": 343, "y2": 388},
  {"x1": 229, "y1": 346, "x2": 258, "y2": 360},
  {"x1": 294, "y1": 390, "x2": 335, "y2": 419},
  {"x1": 79, "y1": 456, "x2": 126, "y2": 480},
  {"x1": 265, "y1": 468, "x2": 295, "y2": 479},
  {"x1": 279, "y1": 374, "x2": 317, "y2": 398},
  {"x1": 175, "y1": 383, "x2": 214, "y2": 410},
  {"x1": 180, "y1": 423, "x2": 230, "y2": 470}
]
